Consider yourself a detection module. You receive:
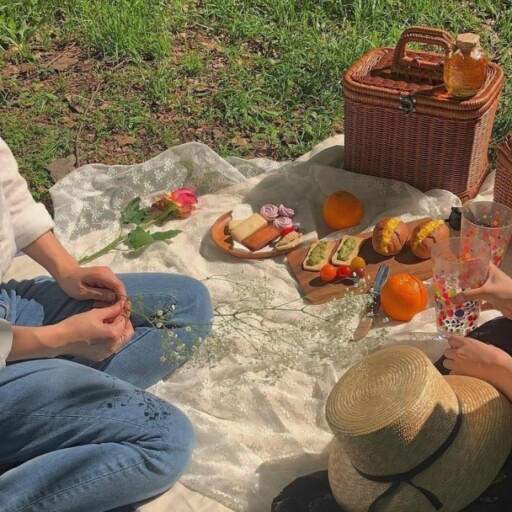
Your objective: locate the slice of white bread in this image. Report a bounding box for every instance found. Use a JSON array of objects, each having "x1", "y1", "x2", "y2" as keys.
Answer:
[
  {"x1": 331, "y1": 235, "x2": 363, "y2": 266},
  {"x1": 302, "y1": 240, "x2": 337, "y2": 271},
  {"x1": 230, "y1": 213, "x2": 268, "y2": 243}
]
